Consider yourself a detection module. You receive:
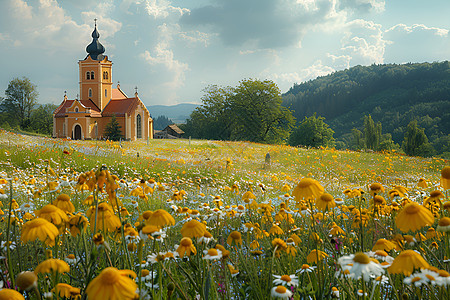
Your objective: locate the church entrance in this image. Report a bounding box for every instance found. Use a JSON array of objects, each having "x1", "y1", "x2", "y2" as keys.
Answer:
[{"x1": 73, "y1": 125, "x2": 82, "y2": 140}]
